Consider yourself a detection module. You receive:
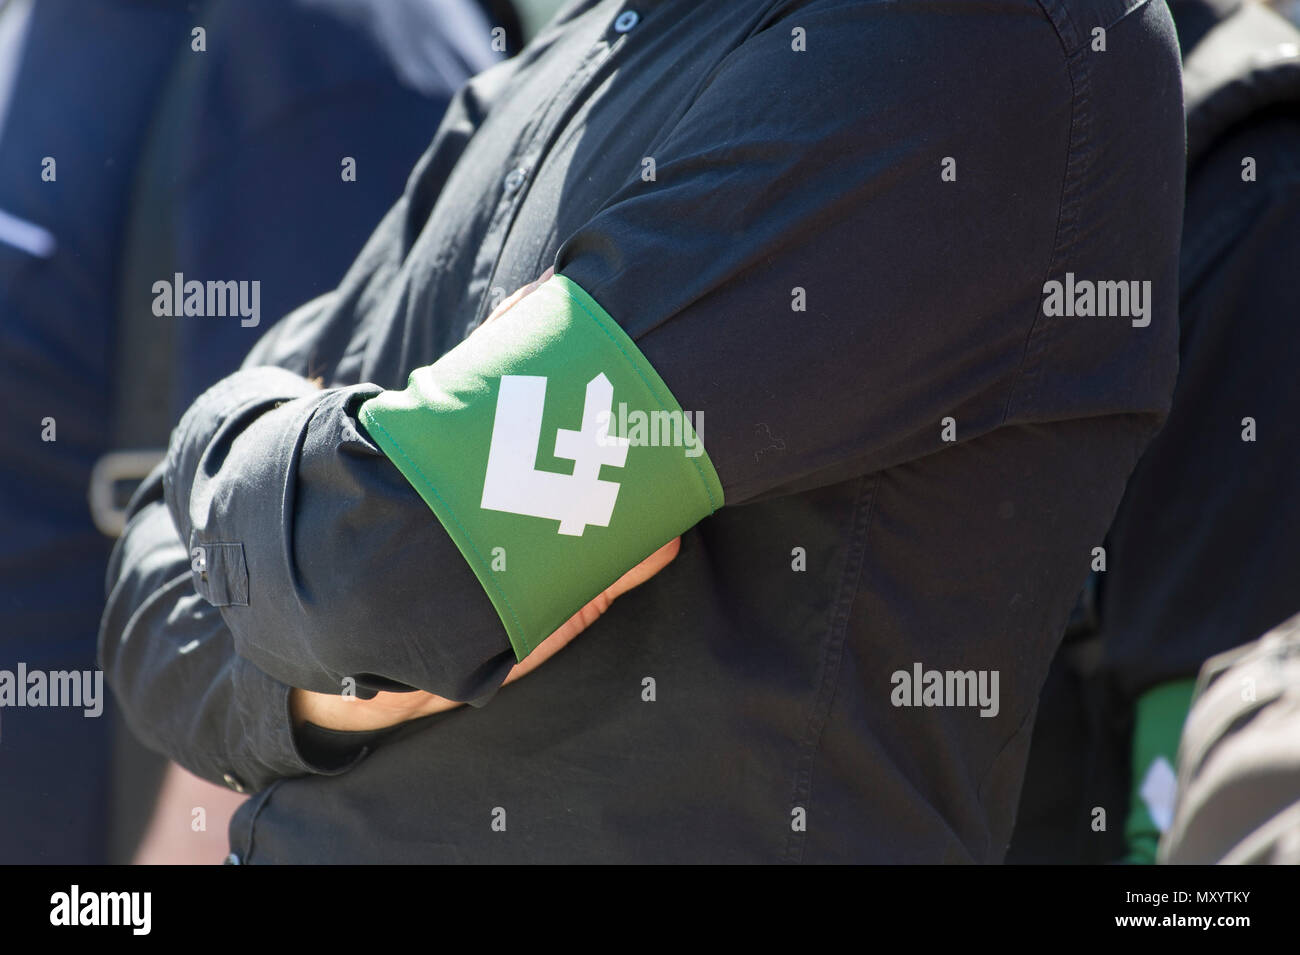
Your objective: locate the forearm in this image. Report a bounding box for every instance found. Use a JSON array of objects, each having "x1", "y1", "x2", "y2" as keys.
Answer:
[
  {"x1": 162, "y1": 364, "x2": 516, "y2": 699},
  {"x1": 99, "y1": 477, "x2": 362, "y2": 792}
]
